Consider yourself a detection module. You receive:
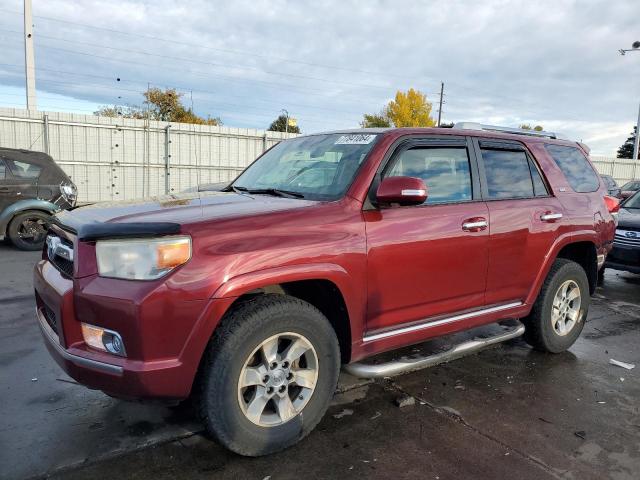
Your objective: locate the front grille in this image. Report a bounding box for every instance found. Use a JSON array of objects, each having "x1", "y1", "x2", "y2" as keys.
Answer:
[
  {"x1": 51, "y1": 255, "x2": 74, "y2": 277},
  {"x1": 46, "y1": 234, "x2": 75, "y2": 277},
  {"x1": 42, "y1": 304, "x2": 58, "y2": 334},
  {"x1": 614, "y1": 229, "x2": 640, "y2": 248}
]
